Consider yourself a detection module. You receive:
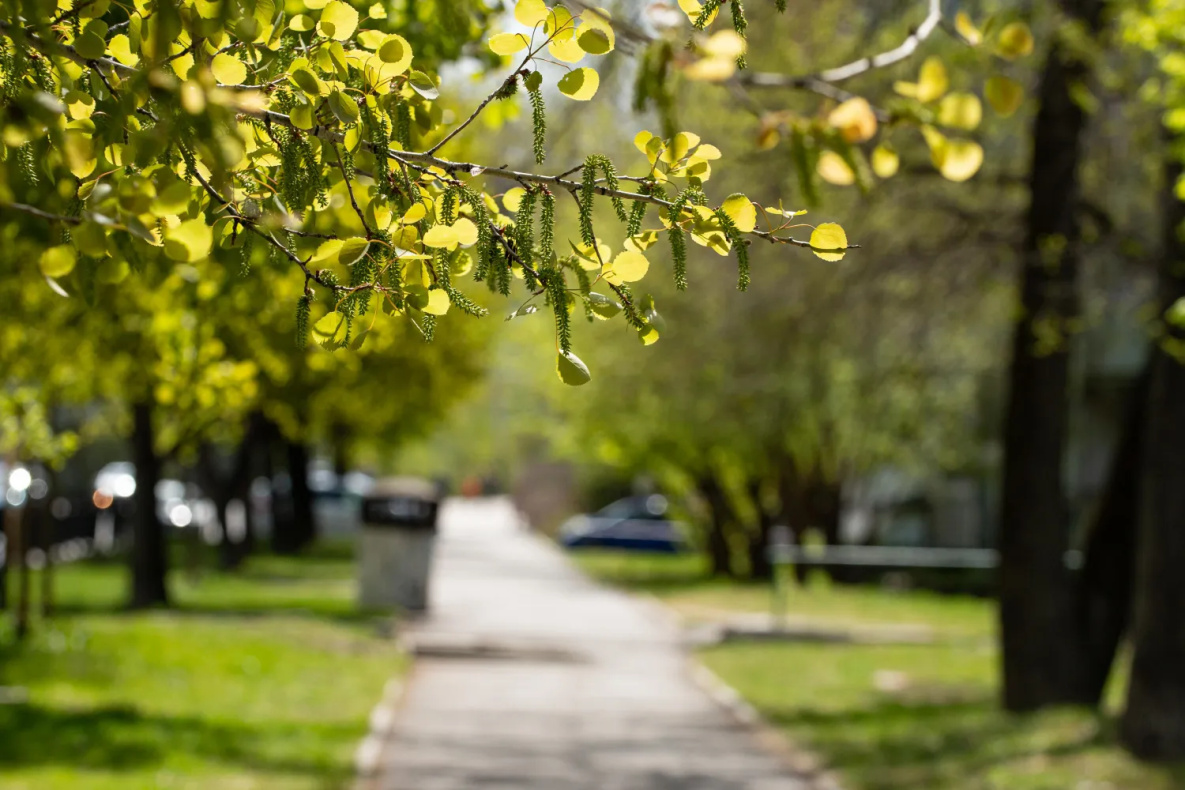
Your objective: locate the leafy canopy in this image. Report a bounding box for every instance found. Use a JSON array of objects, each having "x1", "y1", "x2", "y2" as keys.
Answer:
[{"x1": 0, "y1": 0, "x2": 856, "y2": 389}]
